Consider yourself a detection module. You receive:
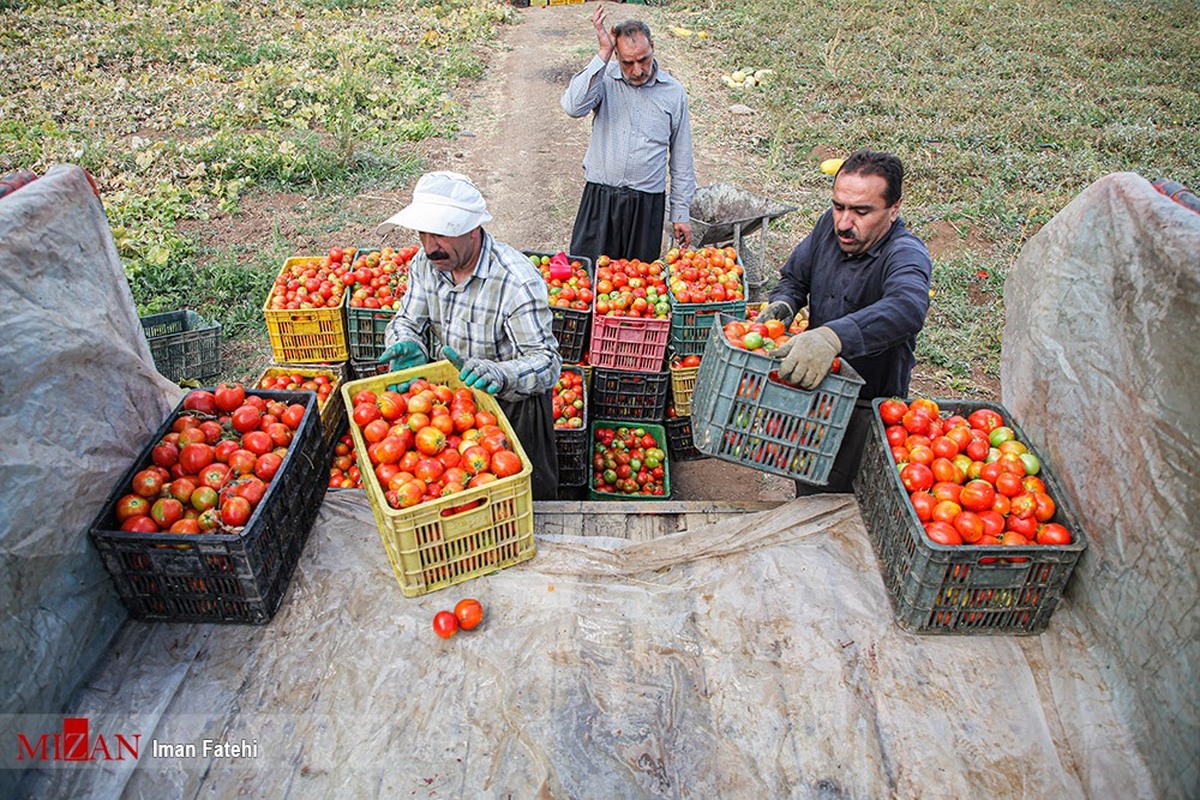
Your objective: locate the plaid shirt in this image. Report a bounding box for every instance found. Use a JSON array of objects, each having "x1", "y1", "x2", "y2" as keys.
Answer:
[
  {"x1": 384, "y1": 232, "x2": 561, "y2": 400},
  {"x1": 562, "y1": 55, "x2": 696, "y2": 224}
]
